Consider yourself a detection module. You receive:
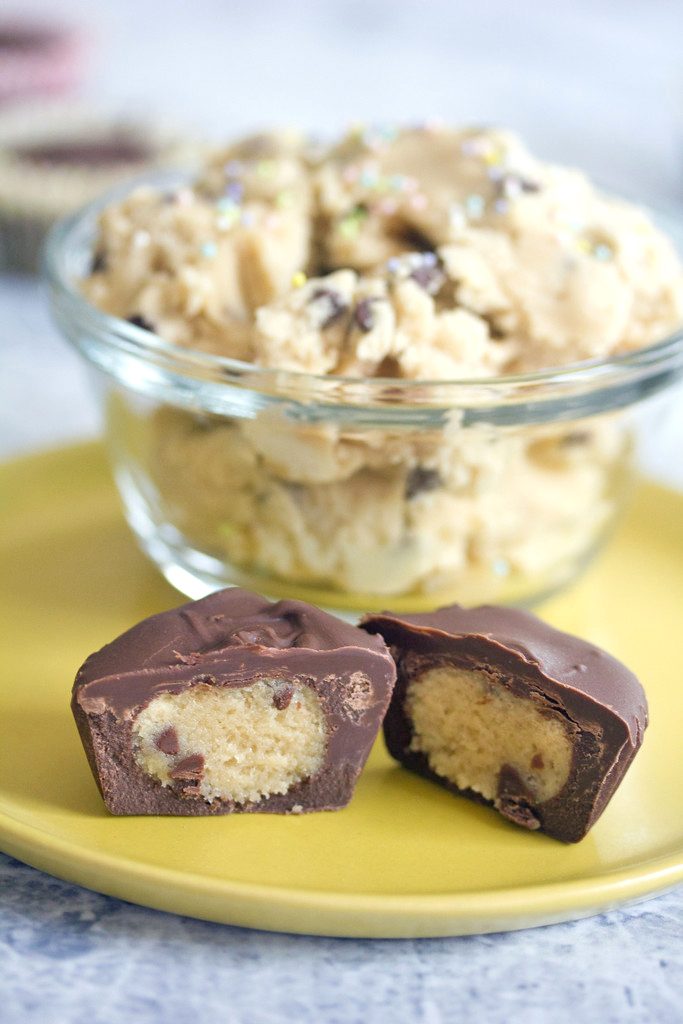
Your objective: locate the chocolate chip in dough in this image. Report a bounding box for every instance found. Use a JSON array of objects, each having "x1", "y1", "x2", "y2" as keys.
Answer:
[{"x1": 309, "y1": 288, "x2": 348, "y2": 329}]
